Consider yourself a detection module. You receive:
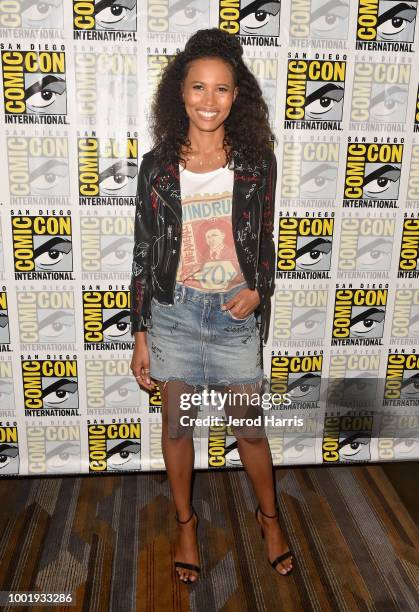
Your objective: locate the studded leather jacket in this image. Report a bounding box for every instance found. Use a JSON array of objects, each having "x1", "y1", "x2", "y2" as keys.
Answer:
[{"x1": 130, "y1": 146, "x2": 277, "y2": 346}]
